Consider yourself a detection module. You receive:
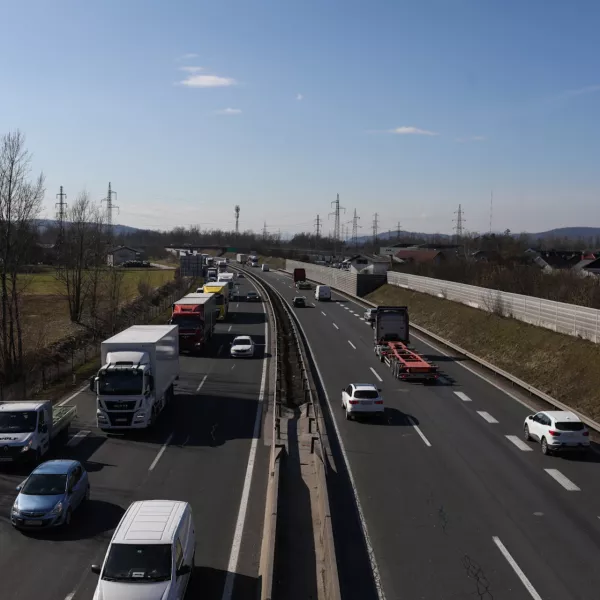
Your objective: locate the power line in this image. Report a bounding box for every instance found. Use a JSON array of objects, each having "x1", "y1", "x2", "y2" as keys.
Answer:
[
  {"x1": 314, "y1": 214, "x2": 322, "y2": 237},
  {"x1": 328, "y1": 193, "x2": 346, "y2": 241},
  {"x1": 453, "y1": 204, "x2": 465, "y2": 238},
  {"x1": 372, "y1": 212, "x2": 379, "y2": 244},
  {"x1": 102, "y1": 182, "x2": 119, "y2": 229},
  {"x1": 351, "y1": 209, "x2": 361, "y2": 246}
]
